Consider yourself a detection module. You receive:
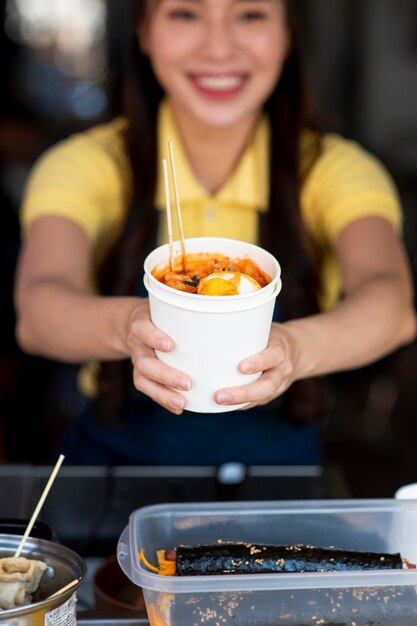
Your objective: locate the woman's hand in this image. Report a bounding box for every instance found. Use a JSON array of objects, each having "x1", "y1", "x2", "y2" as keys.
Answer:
[
  {"x1": 214, "y1": 322, "x2": 298, "y2": 409},
  {"x1": 215, "y1": 217, "x2": 417, "y2": 411},
  {"x1": 127, "y1": 299, "x2": 192, "y2": 414}
]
